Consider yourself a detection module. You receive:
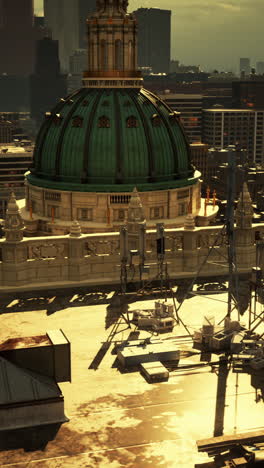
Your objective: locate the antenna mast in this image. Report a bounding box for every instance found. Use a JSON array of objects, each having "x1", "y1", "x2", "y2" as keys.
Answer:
[{"x1": 226, "y1": 145, "x2": 237, "y2": 318}]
